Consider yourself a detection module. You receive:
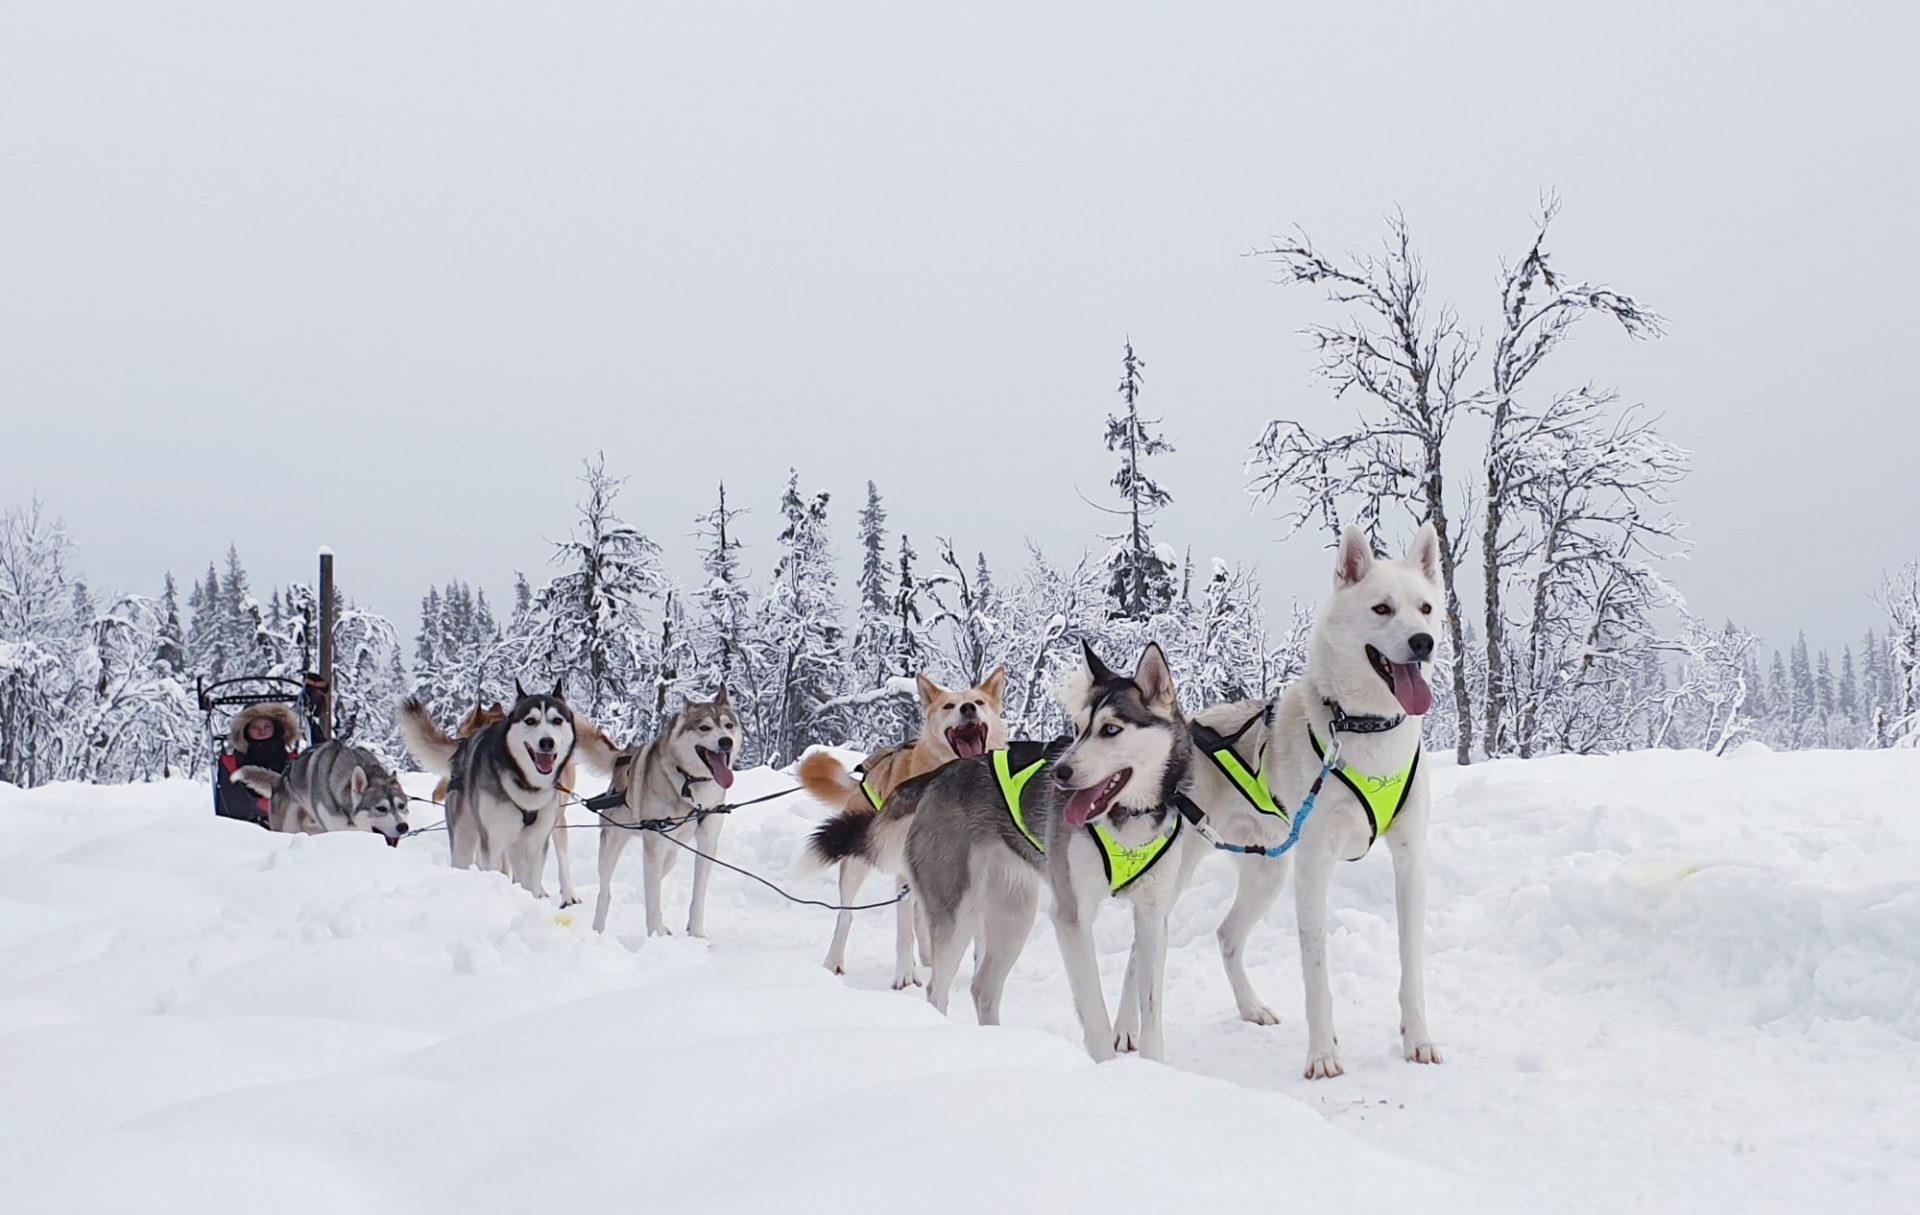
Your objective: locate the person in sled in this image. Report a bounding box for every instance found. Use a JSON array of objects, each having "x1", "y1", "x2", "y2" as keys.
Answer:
[{"x1": 215, "y1": 703, "x2": 303, "y2": 825}]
